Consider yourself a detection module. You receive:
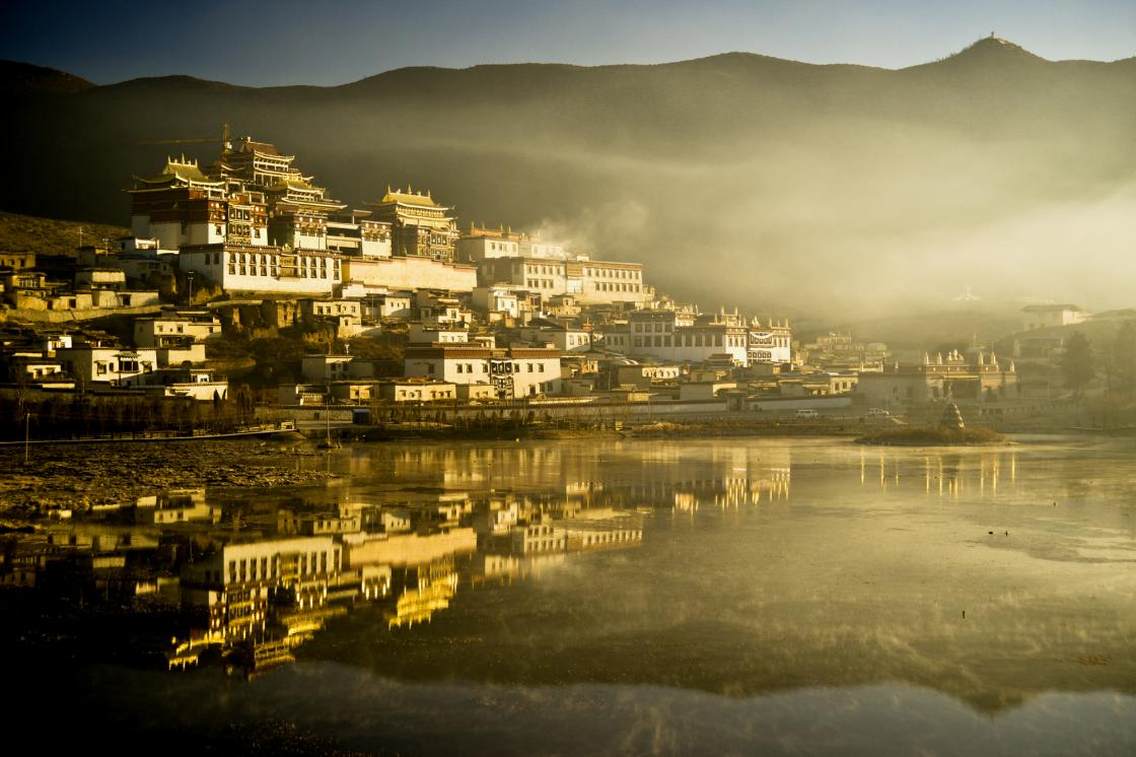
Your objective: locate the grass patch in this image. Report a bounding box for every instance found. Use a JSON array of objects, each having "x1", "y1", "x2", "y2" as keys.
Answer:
[{"x1": 0, "y1": 211, "x2": 129, "y2": 255}]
